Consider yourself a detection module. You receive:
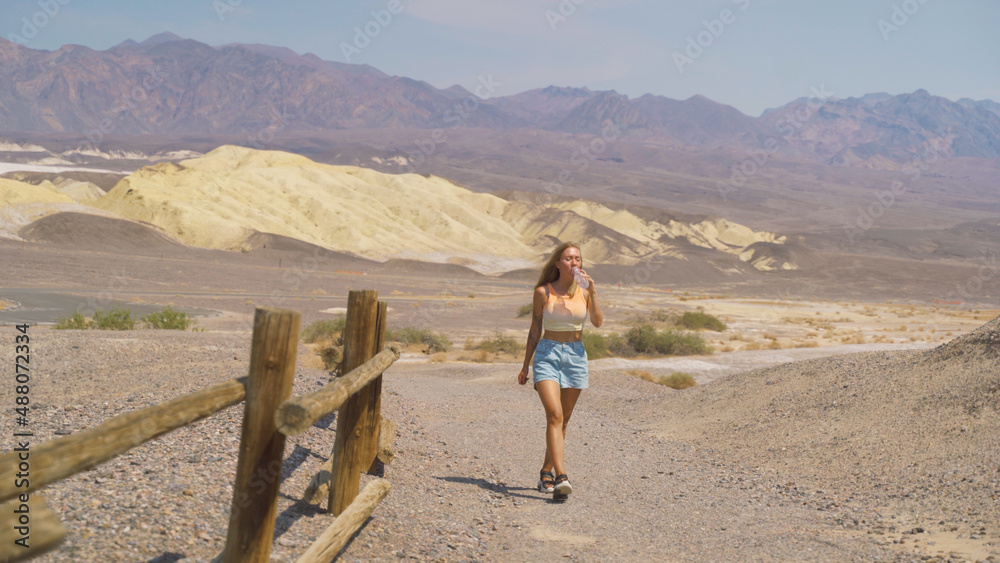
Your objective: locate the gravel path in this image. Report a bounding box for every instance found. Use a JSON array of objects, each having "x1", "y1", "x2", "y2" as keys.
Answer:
[{"x1": 3, "y1": 325, "x2": 997, "y2": 561}]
